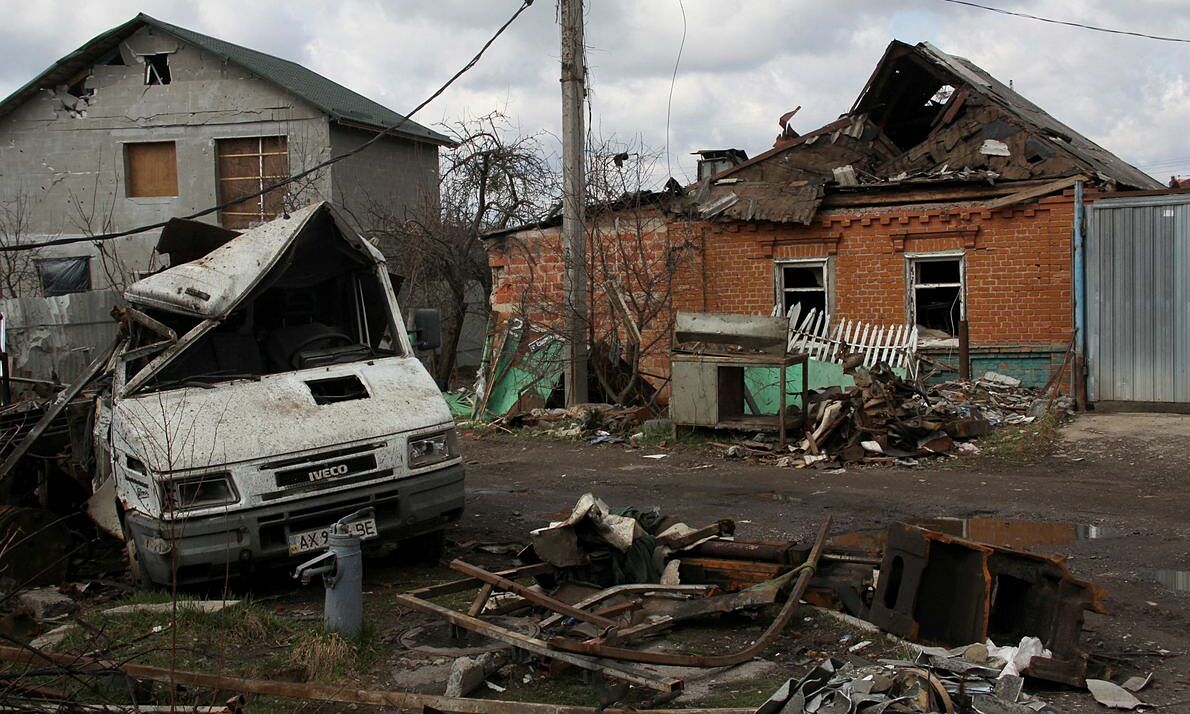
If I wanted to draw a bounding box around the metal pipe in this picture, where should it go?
[957,320,970,381]
[1072,180,1087,409]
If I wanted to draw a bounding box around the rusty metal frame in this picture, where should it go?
[394,592,682,692]
[449,559,619,629]
[545,517,832,667]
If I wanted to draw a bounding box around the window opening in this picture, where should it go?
[910,255,964,336]
[776,261,828,316]
[145,54,171,85]
[37,257,91,296]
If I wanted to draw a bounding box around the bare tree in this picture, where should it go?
[0,192,39,298]
[361,111,559,389]
[496,137,696,408]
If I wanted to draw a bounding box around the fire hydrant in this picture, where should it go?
[293,508,371,639]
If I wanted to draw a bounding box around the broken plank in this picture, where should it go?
[0,335,122,480]
[0,645,742,714]
[393,594,682,692]
[984,175,1086,211]
[546,517,831,668]
[449,560,618,629]
[124,307,178,342]
[405,562,554,599]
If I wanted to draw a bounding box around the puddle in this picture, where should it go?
[1155,569,1190,594]
[911,517,1108,549]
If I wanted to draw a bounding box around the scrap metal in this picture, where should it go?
[868,522,1106,687]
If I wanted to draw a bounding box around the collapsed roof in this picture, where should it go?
[694,40,1162,225]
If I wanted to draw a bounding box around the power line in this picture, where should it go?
[664,0,686,181]
[938,0,1190,43]
[4,0,535,253]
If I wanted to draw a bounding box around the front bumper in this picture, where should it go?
[124,464,464,585]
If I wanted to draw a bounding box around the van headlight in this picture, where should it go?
[408,431,457,468]
[163,473,239,511]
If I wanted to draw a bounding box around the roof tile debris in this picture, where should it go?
[692,40,1161,226]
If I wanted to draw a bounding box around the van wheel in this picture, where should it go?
[121,522,155,589]
[405,530,446,565]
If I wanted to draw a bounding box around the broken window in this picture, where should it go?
[775,260,829,317]
[125,141,178,197]
[144,54,171,85]
[909,255,964,337]
[36,257,91,296]
[216,136,289,229]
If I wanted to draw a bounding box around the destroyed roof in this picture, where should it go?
[853,41,1160,191]
[125,202,383,319]
[0,14,451,146]
[692,40,1160,225]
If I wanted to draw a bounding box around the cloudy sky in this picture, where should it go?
[4,1,1190,184]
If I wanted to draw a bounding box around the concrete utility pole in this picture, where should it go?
[560,0,589,405]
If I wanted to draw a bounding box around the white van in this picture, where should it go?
[90,202,463,586]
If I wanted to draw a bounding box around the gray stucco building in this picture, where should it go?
[0,13,449,297]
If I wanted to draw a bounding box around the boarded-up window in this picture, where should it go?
[217,136,289,229]
[125,142,178,197]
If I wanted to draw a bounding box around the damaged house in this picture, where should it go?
[0,13,449,379]
[486,40,1166,402]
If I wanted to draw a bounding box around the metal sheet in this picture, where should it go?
[1087,195,1190,403]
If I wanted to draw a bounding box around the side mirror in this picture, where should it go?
[410,309,442,351]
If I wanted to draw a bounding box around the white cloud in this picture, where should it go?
[3,1,1190,181]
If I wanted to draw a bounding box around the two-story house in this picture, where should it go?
[0,13,450,297]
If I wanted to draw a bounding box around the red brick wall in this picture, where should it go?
[487,191,1079,388]
[688,193,1076,346]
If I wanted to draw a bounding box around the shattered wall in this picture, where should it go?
[1,290,122,381]
[487,211,702,392]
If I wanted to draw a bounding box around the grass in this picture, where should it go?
[968,410,1064,465]
[6,594,384,712]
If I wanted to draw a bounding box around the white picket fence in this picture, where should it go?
[772,304,919,375]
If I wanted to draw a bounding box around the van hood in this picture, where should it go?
[124,202,384,320]
[112,357,450,473]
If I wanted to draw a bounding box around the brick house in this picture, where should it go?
[485,41,1163,398]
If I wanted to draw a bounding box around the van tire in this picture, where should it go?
[121,521,155,589]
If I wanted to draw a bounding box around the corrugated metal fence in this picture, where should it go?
[1087,195,1190,403]
[1,290,122,383]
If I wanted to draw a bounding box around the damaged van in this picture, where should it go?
[91,202,463,586]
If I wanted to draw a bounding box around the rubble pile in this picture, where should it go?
[732,366,1058,467]
[758,649,1062,714]
[497,402,651,443]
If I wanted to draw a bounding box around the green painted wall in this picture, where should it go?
[742,359,905,414]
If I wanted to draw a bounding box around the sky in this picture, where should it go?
[4,1,1190,186]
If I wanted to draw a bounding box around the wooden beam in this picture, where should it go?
[0,336,122,480]
[984,176,1085,211]
[0,645,744,714]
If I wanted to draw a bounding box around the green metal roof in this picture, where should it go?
[0,13,451,146]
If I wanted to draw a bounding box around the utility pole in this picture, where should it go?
[560,0,589,405]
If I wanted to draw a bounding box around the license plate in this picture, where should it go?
[287,518,378,555]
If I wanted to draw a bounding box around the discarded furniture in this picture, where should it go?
[669,311,809,447]
[868,523,1106,687]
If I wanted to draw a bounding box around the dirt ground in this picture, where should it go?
[444,411,1190,712]
[15,412,1189,713]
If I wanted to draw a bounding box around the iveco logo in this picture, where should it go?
[308,463,349,481]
